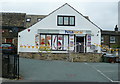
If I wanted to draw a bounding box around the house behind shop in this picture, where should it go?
[1,12,47,47]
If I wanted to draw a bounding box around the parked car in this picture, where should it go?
[102,53,117,63]
[0,43,17,54]
[116,57,120,63]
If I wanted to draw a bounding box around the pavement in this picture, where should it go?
[19,57,119,82]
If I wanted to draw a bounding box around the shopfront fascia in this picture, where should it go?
[37,29,92,53]
[65,30,92,53]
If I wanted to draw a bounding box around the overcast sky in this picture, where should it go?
[0,0,119,30]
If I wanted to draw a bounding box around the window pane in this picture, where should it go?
[110,36,115,43]
[46,35,51,49]
[26,18,31,22]
[64,17,69,25]
[37,18,42,21]
[58,35,63,50]
[70,17,74,25]
[40,35,45,46]
[69,35,74,50]
[52,35,57,50]
[64,35,68,50]
[40,35,46,49]
[58,17,63,25]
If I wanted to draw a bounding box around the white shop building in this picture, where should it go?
[18,3,101,53]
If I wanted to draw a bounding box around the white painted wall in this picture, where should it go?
[18,4,101,53]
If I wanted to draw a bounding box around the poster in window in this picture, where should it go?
[58,35,62,50]
[64,35,68,50]
[52,35,57,50]
[35,34,39,46]
[69,35,74,50]
[46,35,51,49]
[87,35,91,47]
[40,35,45,47]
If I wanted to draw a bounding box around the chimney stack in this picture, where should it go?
[115,25,118,31]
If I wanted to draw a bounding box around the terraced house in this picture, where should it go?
[1,13,46,47]
[1,13,26,46]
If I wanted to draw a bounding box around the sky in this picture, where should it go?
[0,0,119,30]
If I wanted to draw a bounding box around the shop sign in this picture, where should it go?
[65,30,83,34]
[65,30,74,34]
[87,35,91,47]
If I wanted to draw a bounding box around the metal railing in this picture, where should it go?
[2,54,19,79]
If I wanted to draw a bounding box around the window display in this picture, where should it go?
[46,35,51,49]
[69,35,74,50]
[52,35,57,50]
[40,35,45,46]
[39,34,74,51]
[64,35,68,50]
[58,35,63,50]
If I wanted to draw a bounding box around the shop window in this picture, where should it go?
[57,16,75,26]
[40,34,74,51]
[110,36,115,43]
[26,18,31,22]
[101,36,104,43]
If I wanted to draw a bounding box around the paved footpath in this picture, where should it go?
[19,57,119,82]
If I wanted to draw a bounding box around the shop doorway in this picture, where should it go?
[76,36,84,53]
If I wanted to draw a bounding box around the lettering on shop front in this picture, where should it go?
[65,30,83,34]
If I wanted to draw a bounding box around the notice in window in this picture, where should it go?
[58,35,63,50]
[35,34,39,46]
[52,35,57,50]
[69,35,74,50]
[46,35,51,49]
[40,35,45,47]
[87,35,91,47]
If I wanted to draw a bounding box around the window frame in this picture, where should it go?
[57,15,75,26]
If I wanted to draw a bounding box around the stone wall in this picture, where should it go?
[19,52,102,62]
[101,31,120,48]
[25,15,47,28]
[2,13,26,27]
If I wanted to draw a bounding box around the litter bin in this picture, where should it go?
[103,53,117,63]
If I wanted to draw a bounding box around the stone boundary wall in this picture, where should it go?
[19,52,102,62]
